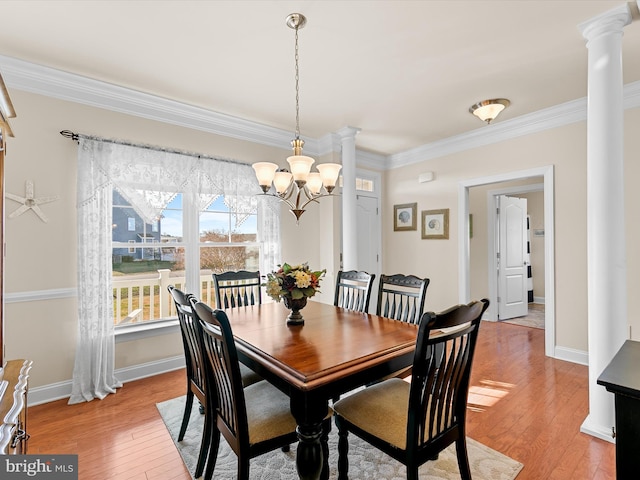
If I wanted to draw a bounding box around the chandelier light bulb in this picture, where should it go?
[306,172,323,195]
[316,163,342,193]
[273,171,293,194]
[252,162,278,192]
[287,155,314,185]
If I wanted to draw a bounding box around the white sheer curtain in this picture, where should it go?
[69,138,280,403]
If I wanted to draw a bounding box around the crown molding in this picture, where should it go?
[1,54,639,171]
[0,54,328,155]
[386,98,586,169]
[356,149,387,170]
[387,79,640,170]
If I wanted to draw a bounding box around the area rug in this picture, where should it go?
[157,396,522,479]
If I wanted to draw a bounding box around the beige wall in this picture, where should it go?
[624,108,640,339]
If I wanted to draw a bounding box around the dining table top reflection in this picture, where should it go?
[223,300,419,480]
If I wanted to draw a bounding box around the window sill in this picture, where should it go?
[115,318,180,343]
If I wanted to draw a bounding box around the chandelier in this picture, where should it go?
[252,13,342,223]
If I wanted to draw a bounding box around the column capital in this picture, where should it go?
[578,3,631,42]
[335,126,361,142]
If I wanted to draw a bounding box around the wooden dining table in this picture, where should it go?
[224,300,419,480]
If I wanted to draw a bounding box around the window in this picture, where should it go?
[112,191,261,327]
[76,138,279,333]
[356,177,374,192]
[338,175,376,193]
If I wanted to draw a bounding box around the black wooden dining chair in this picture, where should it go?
[190,299,332,480]
[334,270,376,313]
[375,274,430,379]
[168,285,263,478]
[210,270,264,384]
[212,270,262,309]
[376,273,430,325]
[167,285,211,479]
[333,299,490,480]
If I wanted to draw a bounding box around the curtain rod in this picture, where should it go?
[59,130,246,166]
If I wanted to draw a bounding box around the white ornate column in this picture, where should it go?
[579,3,632,442]
[336,126,360,271]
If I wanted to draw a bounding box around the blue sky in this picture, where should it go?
[161,194,257,238]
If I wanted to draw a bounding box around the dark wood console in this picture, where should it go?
[0,359,32,453]
[597,340,640,479]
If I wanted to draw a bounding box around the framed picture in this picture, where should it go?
[422,208,449,239]
[393,203,417,231]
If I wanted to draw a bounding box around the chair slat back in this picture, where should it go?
[212,270,262,309]
[191,299,249,450]
[168,286,205,395]
[408,299,489,449]
[376,274,429,324]
[334,270,376,313]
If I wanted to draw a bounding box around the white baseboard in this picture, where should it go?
[28,355,185,406]
[533,296,545,304]
[554,345,588,366]
[580,414,616,443]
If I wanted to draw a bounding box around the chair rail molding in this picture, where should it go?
[4,287,76,303]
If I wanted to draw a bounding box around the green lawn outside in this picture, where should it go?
[113,260,176,275]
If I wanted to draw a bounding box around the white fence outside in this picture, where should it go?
[113,269,218,325]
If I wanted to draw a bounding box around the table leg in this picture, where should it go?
[291,393,329,480]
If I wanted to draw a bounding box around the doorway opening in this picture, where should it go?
[458,166,555,358]
[489,184,544,326]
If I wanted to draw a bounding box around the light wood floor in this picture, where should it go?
[26,321,615,479]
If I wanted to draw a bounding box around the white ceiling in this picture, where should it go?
[1,0,639,156]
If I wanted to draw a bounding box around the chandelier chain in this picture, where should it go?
[294,26,300,140]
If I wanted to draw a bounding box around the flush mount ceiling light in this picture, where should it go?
[252,13,342,224]
[469,98,510,124]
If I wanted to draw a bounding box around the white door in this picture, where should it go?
[356,194,380,309]
[497,195,528,320]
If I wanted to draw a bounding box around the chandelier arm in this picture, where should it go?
[280,183,296,202]
[300,185,314,202]
[299,193,333,211]
[295,187,303,209]
[257,193,298,212]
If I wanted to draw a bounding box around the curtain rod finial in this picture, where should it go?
[60,130,79,142]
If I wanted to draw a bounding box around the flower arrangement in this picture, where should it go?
[265,262,326,302]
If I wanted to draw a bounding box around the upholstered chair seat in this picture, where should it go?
[333,378,410,448]
[244,381,299,444]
